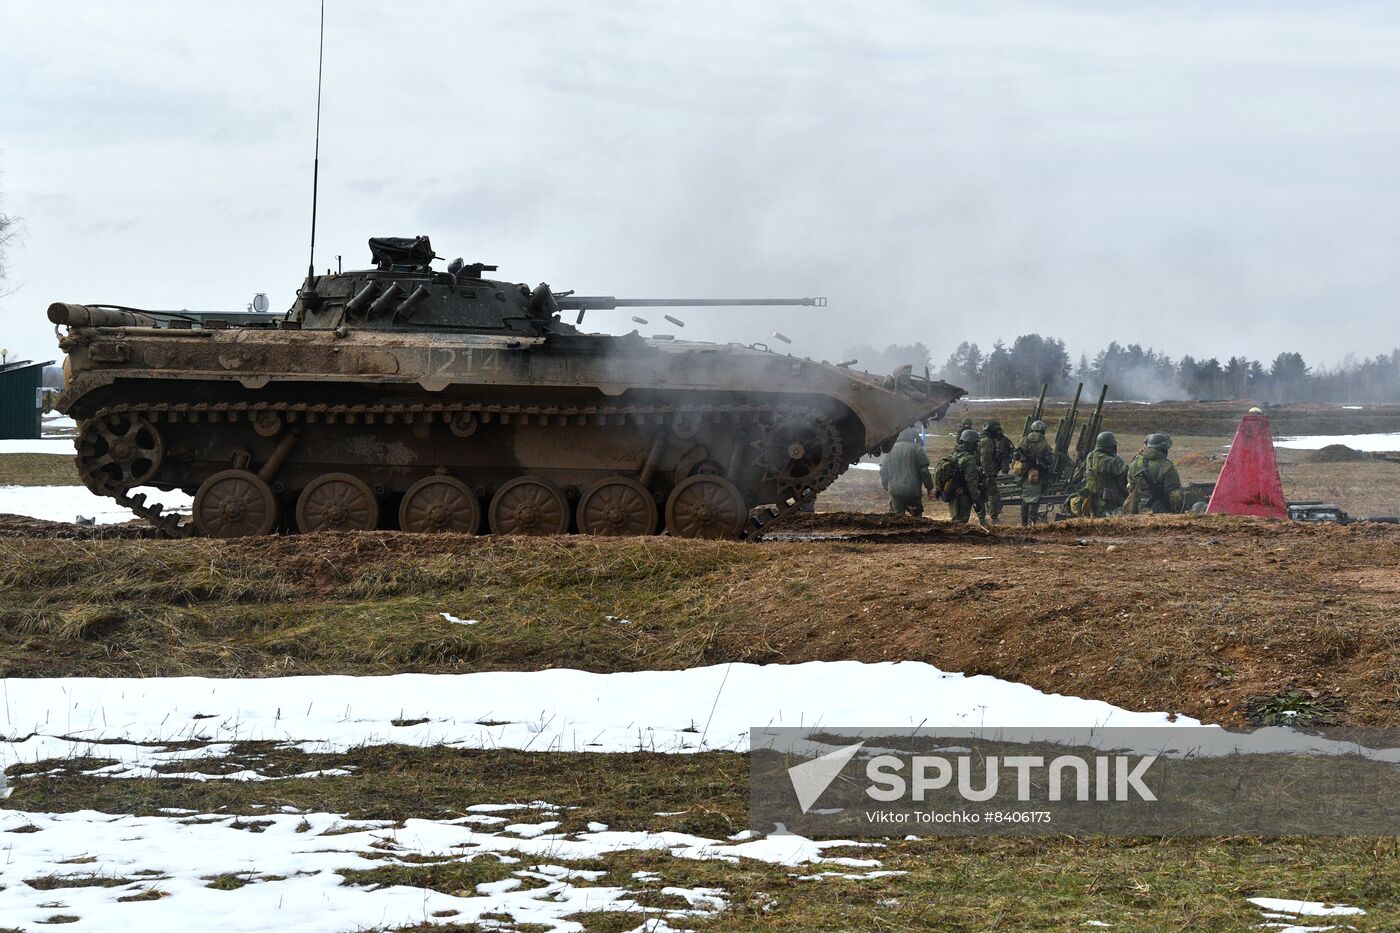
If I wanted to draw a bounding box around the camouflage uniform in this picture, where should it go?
[1126,446,1183,514]
[944,430,987,525]
[1079,444,1129,517]
[879,427,933,516]
[978,422,1015,523]
[1016,429,1055,525]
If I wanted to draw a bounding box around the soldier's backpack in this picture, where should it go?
[932,455,960,494]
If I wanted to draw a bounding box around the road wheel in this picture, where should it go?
[489,477,570,535]
[193,469,278,538]
[578,476,658,536]
[296,472,380,532]
[399,475,480,534]
[665,474,747,540]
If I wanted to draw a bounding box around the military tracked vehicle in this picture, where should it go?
[52,236,965,539]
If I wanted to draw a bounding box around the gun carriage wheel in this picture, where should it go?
[296,472,381,532]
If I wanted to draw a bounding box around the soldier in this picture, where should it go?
[978,420,1015,524]
[1126,433,1183,514]
[879,426,934,516]
[940,428,987,525]
[1074,431,1129,517]
[1015,419,1055,526]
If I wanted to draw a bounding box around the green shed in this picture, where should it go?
[0,360,55,439]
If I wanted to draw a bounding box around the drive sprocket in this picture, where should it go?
[76,412,165,491]
[753,406,843,491]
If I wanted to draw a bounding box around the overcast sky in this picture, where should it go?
[2,0,1398,374]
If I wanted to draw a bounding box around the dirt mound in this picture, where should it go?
[0,513,159,539]
[1306,444,1372,463]
[786,510,933,532]
[1174,452,1220,472]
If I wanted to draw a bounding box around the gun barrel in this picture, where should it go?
[1023,383,1048,437]
[1076,384,1110,460]
[49,303,158,328]
[1056,383,1085,454]
[49,303,285,329]
[556,296,827,311]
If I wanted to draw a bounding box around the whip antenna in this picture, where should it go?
[307,0,325,279]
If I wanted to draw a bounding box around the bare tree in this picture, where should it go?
[0,185,18,294]
[0,217,13,281]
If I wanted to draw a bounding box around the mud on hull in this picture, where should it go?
[71,383,883,539]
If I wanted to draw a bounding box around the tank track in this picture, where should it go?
[76,399,852,541]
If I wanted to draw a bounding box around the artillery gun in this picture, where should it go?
[995,382,1109,520]
[52,235,964,539]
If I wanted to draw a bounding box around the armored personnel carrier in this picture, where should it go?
[51,236,964,539]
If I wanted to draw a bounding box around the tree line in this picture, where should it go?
[844,337,1400,403]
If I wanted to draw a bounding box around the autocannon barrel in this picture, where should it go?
[555,296,827,312]
[48,303,158,328]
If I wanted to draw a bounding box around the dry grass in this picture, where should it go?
[0,453,79,487]
[3,519,1400,726]
[0,533,765,677]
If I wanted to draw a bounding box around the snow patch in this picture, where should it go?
[42,414,78,431]
[0,662,1186,776]
[1274,433,1400,452]
[0,808,803,931]
[0,438,77,454]
[0,484,192,524]
[1250,896,1366,933]
[1249,897,1364,917]
[441,612,479,626]
[6,662,1395,782]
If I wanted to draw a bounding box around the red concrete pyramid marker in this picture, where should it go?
[1206,408,1288,518]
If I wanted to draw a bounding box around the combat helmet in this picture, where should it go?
[958,429,981,448]
[1145,432,1172,452]
[1096,431,1118,450]
[1030,420,1047,434]
[984,420,1003,434]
